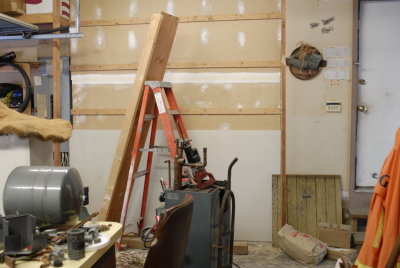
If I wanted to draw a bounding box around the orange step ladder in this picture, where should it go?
[120,81,190,234]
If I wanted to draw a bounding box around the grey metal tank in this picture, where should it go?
[3,166,84,225]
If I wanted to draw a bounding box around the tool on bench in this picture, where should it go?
[119,81,218,235]
[173,139,216,190]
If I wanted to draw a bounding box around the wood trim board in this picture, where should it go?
[70,108,282,116]
[15,13,70,25]
[80,12,282,27]
[280,0,287,227]
[70,61,281,72]
[52,0,61,166]
[98,12,179,222]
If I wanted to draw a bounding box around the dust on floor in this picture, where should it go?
[233,242,336,268]
[116,242,337,268]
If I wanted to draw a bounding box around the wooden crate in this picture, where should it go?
[0,0,25,15]
[272,175,342,246]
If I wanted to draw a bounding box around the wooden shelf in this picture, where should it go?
[14,13,70,26]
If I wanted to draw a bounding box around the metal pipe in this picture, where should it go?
[217,190,236,268]
[164,160,171,188]
[203,147,207,167]
[0,33,83,41]
[174,158,185,190]
[227,158,238,191]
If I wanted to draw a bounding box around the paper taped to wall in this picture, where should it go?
[324,47,349,58]
[324,69,350,80]
[327,59,349,68]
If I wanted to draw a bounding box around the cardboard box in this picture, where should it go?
[318,222,352,249]
[0,0,26,15]
[233,242,248,255]
[327,246,358,262]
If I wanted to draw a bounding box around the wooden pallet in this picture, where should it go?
[272,174,342,246]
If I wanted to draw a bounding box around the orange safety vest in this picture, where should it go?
[355,129,400,268]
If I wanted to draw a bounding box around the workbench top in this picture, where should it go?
[0,221,122,268]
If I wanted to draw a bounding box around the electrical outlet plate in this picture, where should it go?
[325,101,341,112]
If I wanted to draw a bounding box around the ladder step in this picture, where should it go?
[144,114,156,121]
[168,110,180,115]
[134,170,148,178]
[139,146,170,152]
[144,81,172,89]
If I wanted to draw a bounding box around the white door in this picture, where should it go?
[356,0,400,187]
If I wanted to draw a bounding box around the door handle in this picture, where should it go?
[359,79,366,85]
[357,105,367,112]
[302,194,312,198]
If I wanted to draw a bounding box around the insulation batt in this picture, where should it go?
[0,102,72,142]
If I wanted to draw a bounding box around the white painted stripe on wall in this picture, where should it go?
[72,72,281,85]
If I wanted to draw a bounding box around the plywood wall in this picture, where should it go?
[286,0,353,200]
[70,0,283,241]
[71,0,283,131]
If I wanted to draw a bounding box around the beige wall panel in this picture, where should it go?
[71,20,280,65]
[81,0,280,21]
[70,129,280,241]
[286,0,353,194]
[183,114,280,130]
[73,114,280,130]
[71,25,147,65]
[72,68,281,110]
[171,20,280,62]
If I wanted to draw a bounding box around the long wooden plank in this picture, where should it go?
[70,60,281,72]
[296,175,307,233]
[52,0,61,166]
[272,175,280,247]
[70,107,282,116]
[316,176,327,225]
[306,176,317,237]
[286,175,297,229]
[280,0,287,227]
[15,13,70,25]
[335,175,343,223]
[80,12,282,27]
[325,175,336,224]
[99,12,179,222]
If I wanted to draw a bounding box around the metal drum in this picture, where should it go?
[3,166,83,225]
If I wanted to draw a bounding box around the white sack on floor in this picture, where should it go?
[277,224,327,266]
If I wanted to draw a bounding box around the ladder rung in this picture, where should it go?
[168,110,180,115]
[140,146,170,152]
[144,114,156,120]
[134,170,148,178]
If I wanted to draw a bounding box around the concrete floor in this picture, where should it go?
[233,242,336,268]
[117,242,337,267]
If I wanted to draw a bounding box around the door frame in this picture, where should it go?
[348,0,373,210]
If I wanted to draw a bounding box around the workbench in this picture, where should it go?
[0,221,122,268]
